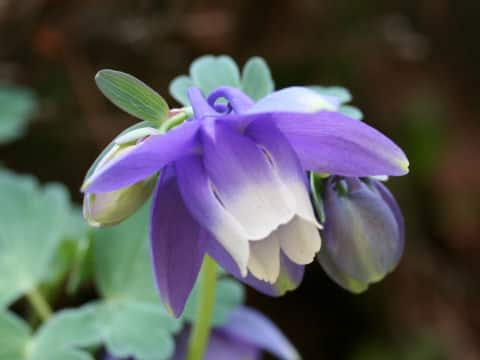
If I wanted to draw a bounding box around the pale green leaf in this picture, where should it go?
[0,311,30,360]
[94,203,157,302]
[169,75,194,106]
[0,85,36,144]
[98,301,179,360]
[168,55,276,106]
[96,70,169,125]
[0,306,99,360]
[45,206,93,290]
[190,55,241,96]
[241,57,274,100]
[0,170,73,307]
[32,305,101,357]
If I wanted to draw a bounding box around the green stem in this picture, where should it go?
[158,107,193,133]
[187,255,218,360]
[26,286,52,322]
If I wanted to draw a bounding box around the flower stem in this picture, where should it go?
[158,107,193,133]
[187,255,217,360]
[26,286,52,322]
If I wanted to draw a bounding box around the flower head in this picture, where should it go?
[173,307,299,360]
[317,177,405,292]
[83,85,408,316]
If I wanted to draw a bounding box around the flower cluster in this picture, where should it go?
[83,73,409,318]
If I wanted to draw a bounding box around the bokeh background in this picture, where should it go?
[1,1,479,359]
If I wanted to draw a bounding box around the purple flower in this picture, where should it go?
[83,85,408,316]
[318,177,405,292]
[173,306,299,360]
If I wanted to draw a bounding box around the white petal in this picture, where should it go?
[278,216,321,265]
[244,119,321,229]
[247,235,281,284]
[201,121,297,240]
[226,180,296,240]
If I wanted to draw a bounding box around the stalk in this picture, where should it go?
[26,286,52,322]
[186,256,217,360]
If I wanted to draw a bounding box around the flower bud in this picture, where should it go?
[83,128,159,227]
[83,175,155,227]
[317,177,404,292]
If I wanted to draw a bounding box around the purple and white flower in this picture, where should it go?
[172,306,299,360]
[83,85,408,316]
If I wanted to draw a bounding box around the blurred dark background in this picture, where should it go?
[1,0,479,359]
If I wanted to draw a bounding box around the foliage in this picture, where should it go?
[169,55,274,105]
[0,85,36,144]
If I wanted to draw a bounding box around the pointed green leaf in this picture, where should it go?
[0,85,36,144]
[169,75,194,106]
[190,55,241,96]
[241,57,274,100]
[96,70,169,125]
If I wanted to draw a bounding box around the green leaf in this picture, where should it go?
[0,170,74,307]
[308,85,352,103]
[96,70,169,125]
[32,305,101,357]
[0,311,30,359]
[0,306,99,360]
[190,55,241,96]
[94,203,158,302]
[92,204,181,360]
[168,55,276,106]
[0,85,36,144]
[98,301,178,360]
[169,75,194,106]
[241,57,274,100]
[45,206,93,291]
[170,55,270,106]
[63,208,94,294]
[339,105,364,120]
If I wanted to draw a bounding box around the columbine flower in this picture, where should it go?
[83,85,408,316]
[172,307,299,360]
[104,306,298,360]
[318,177,405,292]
